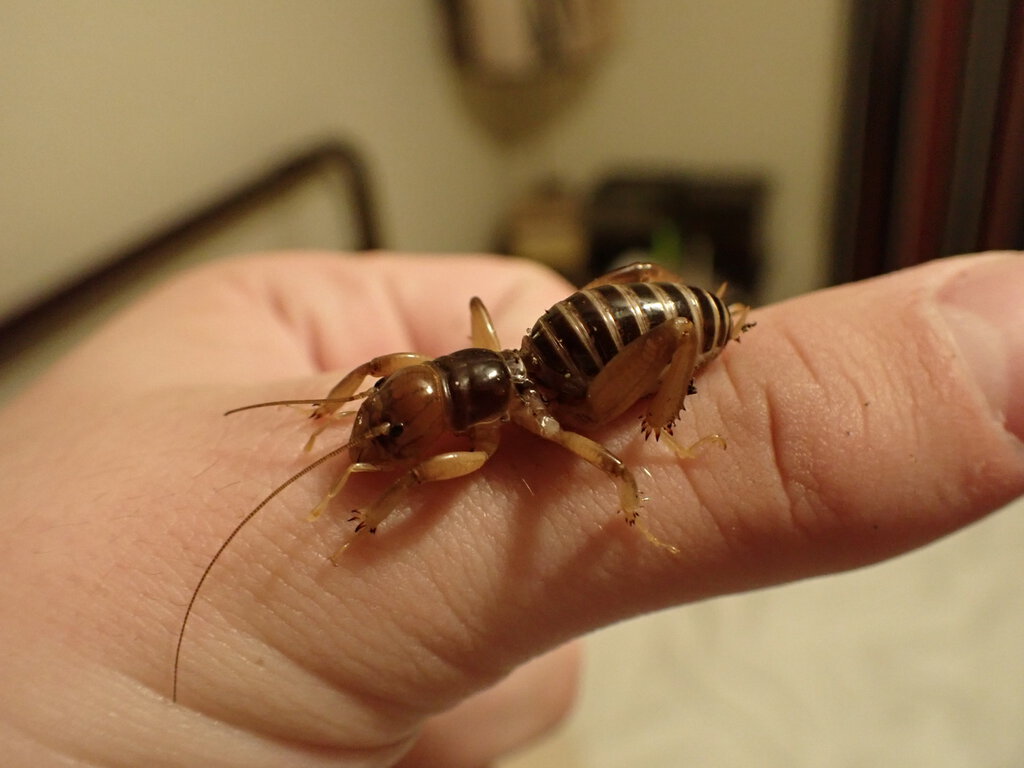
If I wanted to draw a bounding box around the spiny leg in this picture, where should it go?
[579,317,695,433]
[728,302,754,341]
[469,296,502,351]
[627,322,731,457]
[642,318,699,439]
[306,352,430,451]
[513,392,678,554]
[568,315,725,464]
[333,421,502,561]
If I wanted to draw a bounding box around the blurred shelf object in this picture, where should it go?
[586,173,767,298]
[438,0,617,141]
[440,0,616,83]
[506,182,589,283]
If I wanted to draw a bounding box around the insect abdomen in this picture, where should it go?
[521,282,731,399]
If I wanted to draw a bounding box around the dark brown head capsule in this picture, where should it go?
[350,348,513,465]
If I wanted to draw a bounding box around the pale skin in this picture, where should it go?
[0,252,1021,767]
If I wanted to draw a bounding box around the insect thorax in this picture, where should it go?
[433,348,514,432]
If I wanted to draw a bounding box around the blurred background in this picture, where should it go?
[3,2,1022,765]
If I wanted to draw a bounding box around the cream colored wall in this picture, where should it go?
[502,0,849,302]
[3,1,847,319]
[2,1,507,320]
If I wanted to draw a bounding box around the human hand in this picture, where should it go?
[0,252,1020,767]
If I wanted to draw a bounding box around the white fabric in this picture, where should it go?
[506,496,1024,767]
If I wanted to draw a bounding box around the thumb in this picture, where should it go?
[174,253,1023,763]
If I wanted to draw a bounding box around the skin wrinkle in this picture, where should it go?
[284,643,428,744]
[251,577,369,714]
[8,657,284,768]
[797,264,1015,549]
[246,640,425,755]
[935,259,1022,433]
[3,710,111,768]
[240,256,400,373]
[173,684,415,768]
[761,382,824,549]
[261,277,316,370]
[385,526,527,705]
[27,730,111,768]
[712,275,958,573]
[261,267,355,377]
[222,515,500,738]
[378,268,429,357]
[904,278,999,470]
[250,551,435,729]
[175,265,295,383]
[416,540,500,664]
[708,334,747,418]
[177,473,309,673]
[764,323,833,543]
[405,453,587,659]
[685,342,777,561]
[396,645,580,768]
[353,566,478,701]
[184,619,416,751]
[647,392,750,564]
[897,300,1001,516]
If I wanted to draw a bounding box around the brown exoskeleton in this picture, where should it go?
[172,262,752,701]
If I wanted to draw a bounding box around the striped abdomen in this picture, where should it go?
[520,282,733,400]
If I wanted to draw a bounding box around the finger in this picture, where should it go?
[648,251,1024,591]
[393,642,580,768]
[167,253,1023,761]
[30,252,572,397]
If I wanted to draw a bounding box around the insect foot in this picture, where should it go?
[663,433,728,461]
[347,509,376,534]
[640,416,678,441]
[629,510,682,555]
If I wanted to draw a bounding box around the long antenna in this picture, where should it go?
[172,441,351,702]
[224,392,370,416]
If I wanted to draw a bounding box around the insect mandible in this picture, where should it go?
[171,261,753,701]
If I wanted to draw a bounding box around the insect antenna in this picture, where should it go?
[224,392,370,416]
[172,439,353,702]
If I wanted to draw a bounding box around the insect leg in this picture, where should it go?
[512,393,678,553]
[308,462,381,520]
[578,317,695,434]
[582,261,684,289]
[469,296,502,351]
[728,302,754,341]
[642,318,699,439]
[333,421,502,560]
[306,352,431,451]
[661,432,727,460]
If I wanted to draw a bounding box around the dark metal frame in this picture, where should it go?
[0,139,378,361]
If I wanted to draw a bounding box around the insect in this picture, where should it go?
[171,261,752,701]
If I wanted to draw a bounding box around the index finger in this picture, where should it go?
[30,252,573,398]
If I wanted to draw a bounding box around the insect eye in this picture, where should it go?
[387,423,405,439]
